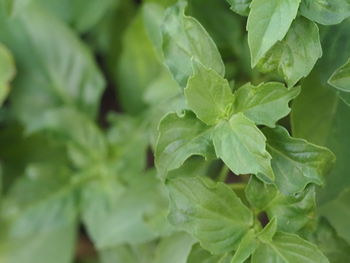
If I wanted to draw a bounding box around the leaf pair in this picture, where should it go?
[167,176,328,263]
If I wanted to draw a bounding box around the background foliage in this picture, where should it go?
[0,0,350,262]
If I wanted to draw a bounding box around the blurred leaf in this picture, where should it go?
[0,5,105,126]
[153,232,195,263]
[0,43,15,105]
[0,164,77,263]
[319,188,350,244]
[311,219,350,263]
[161,1,224,88]
[117,11,162,114]
[329,57,350,92]
[292,75,350,203]
[300,0,350,25]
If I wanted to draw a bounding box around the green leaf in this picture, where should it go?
[0,164,77,263]
[185,61,234,125]
[153,233,195,263]
[311,218,350,263]
[118,11,163,114]
[319,188,350,244]
[37,0,117,33]
[257,17,322,87]
[213,113,274,181]
[81,170,168,248]
[155,111,215,179]
[292,75,350,203]
[168,176,254,254]
[186,243,224,263]
[300,0,350,25]
[231,229,257,263]
[252,232,329,263]
[263,126,335,195]
[266,186,316,233]
[245,175,277,211]
[226,0,251,16]
[328,57,350,92]
[0,43,15,106]
[26,107,108,168]
[161,1,224,88]
[100,243,156,263]
[0,5,105,126]
[247,0,301,66]
[245,177,317,233]
[232,82,300,127]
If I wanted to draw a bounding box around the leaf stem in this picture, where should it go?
[218,165,229,182]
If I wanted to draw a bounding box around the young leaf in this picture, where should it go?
[258,17,322,88]
[155,111,215,179]
[300,0,350,25]
[328,58,350,92]
[0,43,15,106]
[232,82,300,127]
[247,0,301,66]
[263,126,335,195]
[168,176,254,254]
[319,188,350,244]
[252,232,329,263]
[212,113,274,182]
[226,0,251,16]
[185,61,234,125]
[161,1,224,88]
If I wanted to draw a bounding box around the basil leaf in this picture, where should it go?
[292,76,350,203]
[213,113,274,182]
[226,0,251,16]
[0,164,77,263]
[161,1,224,88]
[319,188,350,244]
[232,82,300,127]
[247,0,301,66]
[328,57,350,92]
[252,232,329,263]
[155,111,215,179]
[185,61,234,125]
[168,176,253,254]
[153,233,195,263]
[300,0,350,25]
[258,17,322,88]
[263,126,335,195]
[0,5,105,126]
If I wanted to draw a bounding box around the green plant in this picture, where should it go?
[0,0,350,262]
